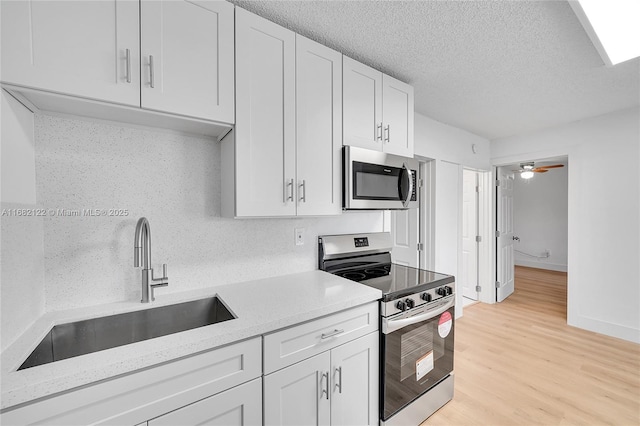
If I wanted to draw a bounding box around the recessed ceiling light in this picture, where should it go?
[569,0,640,66]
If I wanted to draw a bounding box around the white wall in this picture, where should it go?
[513,165,568,272]
[492,107,640,343]
[1,113,384,318]
[414,113,491,314]
[0,90,46,351]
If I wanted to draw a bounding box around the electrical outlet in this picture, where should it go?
[295,228,305,246]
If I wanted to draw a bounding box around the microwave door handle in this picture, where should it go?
[382,297,454,334]
[401,163,413,208]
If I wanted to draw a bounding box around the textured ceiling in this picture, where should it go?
[230,0,640,140]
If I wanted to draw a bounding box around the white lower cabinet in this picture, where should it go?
[263,305,379,426]
[1,337,262,426]
[149,378,262,426]
[264,351,331,425]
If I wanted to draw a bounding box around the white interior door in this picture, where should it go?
[462,170,479,300]
[496,167,515,302]
[390,207,419,267]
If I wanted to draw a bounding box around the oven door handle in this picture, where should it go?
[382,297,454,334]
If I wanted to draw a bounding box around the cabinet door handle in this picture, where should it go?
[125,49,131,83]
[284,179,294,202]
[149,55,155,88]
[321,328,344,339]
[320,371,329,400]
[384,125,390,143]
[377,123,383,141]
[299,180,306,203]
[335,366,342,393]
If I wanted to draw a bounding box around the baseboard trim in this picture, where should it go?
[515,260,567,272]
[569,314,640,344]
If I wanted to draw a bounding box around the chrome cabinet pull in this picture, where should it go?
[321,328,345,339]
[384,125,390,143]
[284,179,294,202]
[335,366,342,393]
[299,180,306,203]
[149,55,155,88]
[377,123,383,141]
[320,371,329,400]
[125,49,131,83]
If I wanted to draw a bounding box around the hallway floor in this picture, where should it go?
[422,266,640,425]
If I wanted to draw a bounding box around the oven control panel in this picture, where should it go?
[353,237,369,248]
[382,284,455,317]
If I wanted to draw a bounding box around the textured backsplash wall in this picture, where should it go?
[30,114,383,311]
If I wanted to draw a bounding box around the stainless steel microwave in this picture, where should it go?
[343,146,418,210]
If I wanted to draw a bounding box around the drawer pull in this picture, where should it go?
[321,329,345,339]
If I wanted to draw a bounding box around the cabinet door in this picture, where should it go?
[0,0,139,106]
[149,378,262,426]
[382,74,414,157]
[140,0,234,122]
[343,56,382,151]
[235,7,296,217]
[264,352,331,426]
[331,332,379,426]
[296,35,342,216]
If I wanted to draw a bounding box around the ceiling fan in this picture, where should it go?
[514,162,564,179]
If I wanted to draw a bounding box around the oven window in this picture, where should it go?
[382,307,454,420]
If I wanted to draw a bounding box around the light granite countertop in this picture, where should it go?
[0,270,381,410]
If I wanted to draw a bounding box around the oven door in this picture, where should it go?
[380,297,455,421]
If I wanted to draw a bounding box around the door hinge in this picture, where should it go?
[417,243,424,251]
[495,230,501,238]
[495,281,501,289]
[418,178,424,188]
[475,235,482,243]
[475,285,482,292]
[495,180,501,187]
[475,185,479,193]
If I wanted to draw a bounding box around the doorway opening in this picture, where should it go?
[495,157,569,308]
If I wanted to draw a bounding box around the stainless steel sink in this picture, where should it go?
[18,296,235,370]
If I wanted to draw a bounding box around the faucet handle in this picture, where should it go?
[162,263,168,278]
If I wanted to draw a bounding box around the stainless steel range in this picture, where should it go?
[319,232,455,426]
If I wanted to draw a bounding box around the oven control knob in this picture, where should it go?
[396,300,407,311]
[444,286,453,296]
[405,298,415,309]
[421,292,432,302]
[436,287,446,296]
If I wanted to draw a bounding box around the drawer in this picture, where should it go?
[1,337,262,426]
[263,302,378,374]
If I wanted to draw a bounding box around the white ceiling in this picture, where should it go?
[231,0,640,140]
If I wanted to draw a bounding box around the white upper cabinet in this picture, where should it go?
[225,10,342,218]
[296,35,342,216]
[343,57,383,152]
[234,7,296,217]
[382,74,415,157]
[343,56,414,157]
[140,0,234,122]
[1,0,234,128]
[0,0,140,106]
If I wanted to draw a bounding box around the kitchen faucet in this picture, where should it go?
[134,217,169,303]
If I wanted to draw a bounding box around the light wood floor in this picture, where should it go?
[422,266,640,425]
